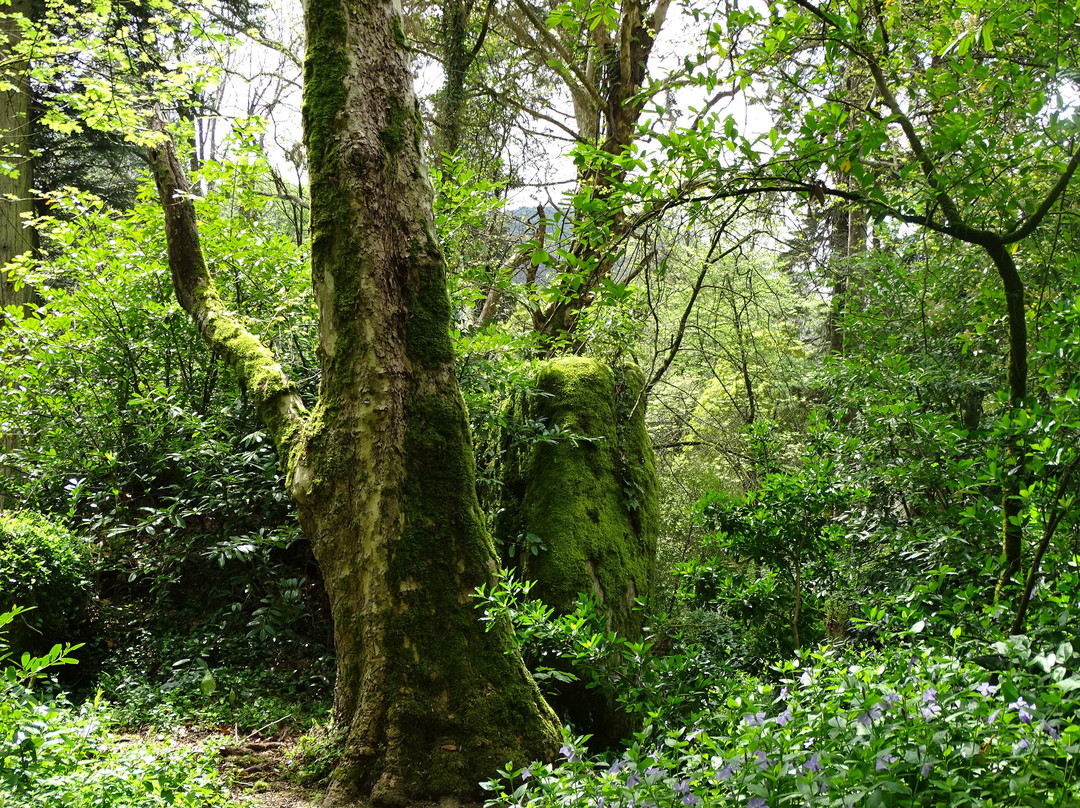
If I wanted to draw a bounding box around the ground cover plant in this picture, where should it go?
[0,607,237,807]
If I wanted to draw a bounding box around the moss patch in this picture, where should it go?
[379,99,410,157]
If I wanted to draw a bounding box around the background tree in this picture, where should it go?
[0,0,37,311]
[695,0,1080,590]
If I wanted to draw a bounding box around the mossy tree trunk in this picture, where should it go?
[0,0,37,312]
[492,357,658,743]
[147,0,560,803]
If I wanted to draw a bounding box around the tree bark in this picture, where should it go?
[0,0,38,313]
[523,0,672,346]
[148,0,560,802]
[985,239,1027,590]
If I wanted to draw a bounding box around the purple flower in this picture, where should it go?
[753,749,773,770]
[875,753,897,771]
[747,799,768,808]
[560,744,578,762]
[682,795,700,807]
[779,686,789,700]
[975,681,998,697]
[521,766,532,781]
[1009,697,1034,724]
[645,766,663,777]
[1042,719,1061,740]
[883,693,901,706]
[921,703,941,719]
[922,688,938,704]
[744,711,767,727]
[715,762,736,781]
[674,780,692,795]
[590,798,605,808]
[804,754,823,773]
[775,710,792,727]
[609,760,627,775]
[626,773,641,788]
[857,707,881,725]
[988,709,1000,724]
[1013,738,1029,753]
[921,763,932,777]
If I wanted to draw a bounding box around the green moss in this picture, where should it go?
[405,241,454,365]
[303,0,351,278]
[380,99,409,156]
[392,16,407,49]
[493,357,659,638]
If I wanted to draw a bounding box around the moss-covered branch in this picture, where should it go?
[145,114,307,459]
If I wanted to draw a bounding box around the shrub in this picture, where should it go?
[0,511,92,658]
[0,606,235,807]
[482,608,1080,808]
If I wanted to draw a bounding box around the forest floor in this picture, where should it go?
[124,726,322,807]
[216,735,320,808]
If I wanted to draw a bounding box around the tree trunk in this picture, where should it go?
[986,239,1027,591]
[148,0,560,803]
[490,357,658,747]
[0,0,37,312]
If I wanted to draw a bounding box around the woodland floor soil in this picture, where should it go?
[117,725,322,807]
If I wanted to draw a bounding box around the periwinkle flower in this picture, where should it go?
[803,754,823,773]
[682,795,700,807]
[922,688,938,704]
[857,707,881,726]
[875,753,897,771]
[645,766,663,777]
[521,766,533,781]
[775,710,792,727]
[920,763,932,777]
[1008,697,1034,724]
[744,711,767,727]
[753,749,773,770]
[975,681,998,698]
[715,762,736,781]
[883,693,901,707]
[626,773,641,788]
[921,703,941,719]
[674,780,692,795]
[779,686,789,700]
[747,799,768,808]
[560,744,578,762]
[1042,719,1061,740]
[1013,738,1029,753]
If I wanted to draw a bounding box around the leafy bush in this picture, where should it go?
[0,511,92,658]
[476,572,728,744]
[0,606,234,807]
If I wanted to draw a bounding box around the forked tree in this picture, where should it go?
[147,0,560,804]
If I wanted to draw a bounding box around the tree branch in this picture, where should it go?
[1002,141,1080,244]
[146,112,307,458]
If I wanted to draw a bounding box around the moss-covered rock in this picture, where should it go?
[0,510,92,657]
